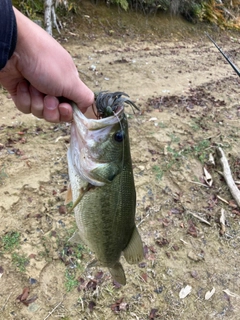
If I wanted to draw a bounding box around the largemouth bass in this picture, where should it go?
[66,92,143,285]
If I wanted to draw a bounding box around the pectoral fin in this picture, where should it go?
[108,262,126,286]
[123,227,144,264]
[69,184,92,213]
[64,184,72,205]
[68,231,82,244]
[91,163,121,183]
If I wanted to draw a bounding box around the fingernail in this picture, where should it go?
[44,96,58,110]
[60,105,70,116]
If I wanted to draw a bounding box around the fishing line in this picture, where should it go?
[112,109,125,212]
[113,110,125,172]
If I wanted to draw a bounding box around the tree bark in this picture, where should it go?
[44,0,53,35]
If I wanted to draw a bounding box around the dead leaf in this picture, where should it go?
[94,271,104,280]
[190,270,198,278]
[149,308,159,319]
[208,153,215,165]
[203,167,213,186]
[141,273,148,282]
[22,295,38,306]
[58,205,67,214]
[139,262,146,268]
[113,279,122,289]
[111,297,128,312]
[219,208,226,235]
[85,279,97,291]
[17,287,30,302]
[205,287,216,300]
[179,285,192,299]
[187,220,198,237]
[223,289,240,298]
[88,300,96,312]
[155,238,169,247]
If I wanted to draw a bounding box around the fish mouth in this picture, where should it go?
[73,103,124,130]
[69,103,124,186]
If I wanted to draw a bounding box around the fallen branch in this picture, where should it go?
[187,211,211,226]
[43,299,63,320]
[217,195,229,205]
[1,292,12,311]
[217,147,240,208]
[188,180,209,188]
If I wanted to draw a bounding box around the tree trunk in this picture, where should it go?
[44,0,53,35]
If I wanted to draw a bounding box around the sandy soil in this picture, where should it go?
[1,10,240,320]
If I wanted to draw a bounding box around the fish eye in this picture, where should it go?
[114,130,125,142]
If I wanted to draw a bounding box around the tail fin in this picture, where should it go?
[108,262,126,286]
[123,226,144,264]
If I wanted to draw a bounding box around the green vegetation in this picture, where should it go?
[167,139,211,163]
[152,165,164,180]
[12,252,29,272]
[0,232,29,272]
[65,270,79,291]
[1,232,20,252]
[152,135,212,180]
[158,122,167,128]
[13,0,240,31]
[0,166,8,185]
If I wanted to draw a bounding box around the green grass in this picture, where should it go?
[167,133,180,143]
[152,165,163,180]
[12,252,29,272]
[159,121,167,128]
[167,139,211,163]
[65,270,79,292]
[1,232,20,251]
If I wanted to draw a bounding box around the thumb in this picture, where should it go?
[67,78,94,113]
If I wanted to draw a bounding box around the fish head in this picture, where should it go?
[69,103,128,186]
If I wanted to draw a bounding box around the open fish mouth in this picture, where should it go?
[69,91,138,186]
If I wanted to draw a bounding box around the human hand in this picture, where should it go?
[0,8,94,122]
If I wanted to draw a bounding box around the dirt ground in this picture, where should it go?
[1,6,240,320]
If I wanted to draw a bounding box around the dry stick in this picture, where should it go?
[217,147,240,208]
[217,195,229,205]
[43,300,63,320]
[187,211,211,226]
[1,292,12,311]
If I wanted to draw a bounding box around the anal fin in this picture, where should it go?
[87,259,100,269]
[123,226,144,264]
[109,262,126,286]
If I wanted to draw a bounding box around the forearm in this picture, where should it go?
[0,0,17,70]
